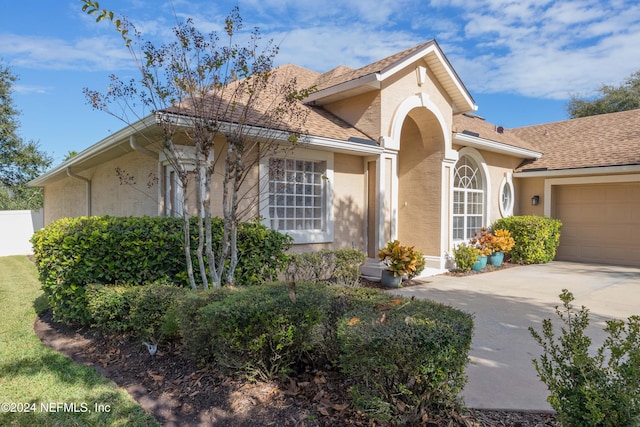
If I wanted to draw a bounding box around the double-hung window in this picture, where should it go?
[453,155,485,241]
[260,149,333,244]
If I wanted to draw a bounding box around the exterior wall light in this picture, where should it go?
[531,195,540,206]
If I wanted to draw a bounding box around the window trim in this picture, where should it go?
[452,149,489,242]
[499,174,514,217]
[259,148,334,244]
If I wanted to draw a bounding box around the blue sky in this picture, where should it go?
[1,0,639,165]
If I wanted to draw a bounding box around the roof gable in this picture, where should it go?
[306,40,476,114]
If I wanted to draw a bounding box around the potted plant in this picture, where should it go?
[377,240,425,288]
[469,228,494,271]
[488,229,515,266]
[452,243,482,272]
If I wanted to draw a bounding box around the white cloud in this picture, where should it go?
[6,0,638,102]
[0,33,133,72]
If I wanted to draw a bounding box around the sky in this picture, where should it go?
[1,0,639,165]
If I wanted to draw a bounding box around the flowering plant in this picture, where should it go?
[469,227,494,256]
[377,240,425,278]
[492,229,515,253]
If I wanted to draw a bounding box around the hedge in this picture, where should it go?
[336,291,474,422]
[493,215,562,264]
[31,216,292,324]
[286,248,366,286]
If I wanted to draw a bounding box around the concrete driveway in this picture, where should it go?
[391,261,640,411]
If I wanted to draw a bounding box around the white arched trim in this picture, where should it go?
[386,92,456,160]
[498,173,515,218]
[454,147,491,235]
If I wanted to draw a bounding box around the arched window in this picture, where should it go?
[453,155,485,241]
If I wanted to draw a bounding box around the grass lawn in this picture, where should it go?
[0,256,159,427]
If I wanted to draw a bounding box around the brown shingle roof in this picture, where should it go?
[164,64,374,143]
[511,109,640,171]
[453,113,538,152]
[315,41,436,90]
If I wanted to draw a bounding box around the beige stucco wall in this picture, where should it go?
[43,176,88,225]
[91,151,159,217]
[381,63,454,138]
[323,92,381,140]
[478,150,524,225]
[332,153,366,249]
[514,176,545,217]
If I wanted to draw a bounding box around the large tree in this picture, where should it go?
[0,63,52,210]
[567,70,640,118]
[81,2,312,289]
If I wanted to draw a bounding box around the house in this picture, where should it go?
[29,40,640,269]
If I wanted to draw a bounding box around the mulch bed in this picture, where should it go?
[34,266,560,426]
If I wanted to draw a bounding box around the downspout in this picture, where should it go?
[66,168,91,216]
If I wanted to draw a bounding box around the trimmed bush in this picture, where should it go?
[172,288,229,364]
[128,280,186,340]
[86,280,186,341]
[337,294,474,423]
[191,282,332,380]
[493,215,562,264]
[286,249,366,286]
[31,216,291,324]
[86,284,138,333]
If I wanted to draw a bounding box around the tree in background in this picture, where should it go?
[81,2,312,289]
[0,63,52,210]
[567,70,640,118]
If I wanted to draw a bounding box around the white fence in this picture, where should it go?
[0,209,43,256]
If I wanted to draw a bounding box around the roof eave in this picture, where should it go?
[454,132,542,159]
[29,115,158,187]
[514,164,640,178]
[305,73,381,104]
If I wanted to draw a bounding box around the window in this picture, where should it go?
[260,150,333,244]
[499,175,514,217]
[453,155,484,241]
[162,164,183,217]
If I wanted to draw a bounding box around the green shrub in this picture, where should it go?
[452,243,480,272]
[286,249,365,286]
[337,294,474,423]
[86,285,137,333]
[31,216,291,325]
[192,283,332,380]
[172,288,230,364]
[529,289,640,427]
[128,280,186,341]
[86,280,186,340]
[493,215,562,264]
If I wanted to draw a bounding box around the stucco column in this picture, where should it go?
[440,154,458,269]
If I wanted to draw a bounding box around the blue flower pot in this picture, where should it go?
[381,269,402,288]
[471,255,488,271]
[488,251,504,267]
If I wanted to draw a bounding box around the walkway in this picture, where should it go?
[391,261,640,410]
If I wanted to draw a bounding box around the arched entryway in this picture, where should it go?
[396,107,447,261]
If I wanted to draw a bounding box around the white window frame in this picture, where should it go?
[159,146,202,218]
[259,148,334,244]
[499,173,514,217]
[452,151,488,242]
[162,163,184,217]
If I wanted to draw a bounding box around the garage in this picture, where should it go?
[553,182,640,267]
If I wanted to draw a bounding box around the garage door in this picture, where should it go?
[554,182,640,267]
